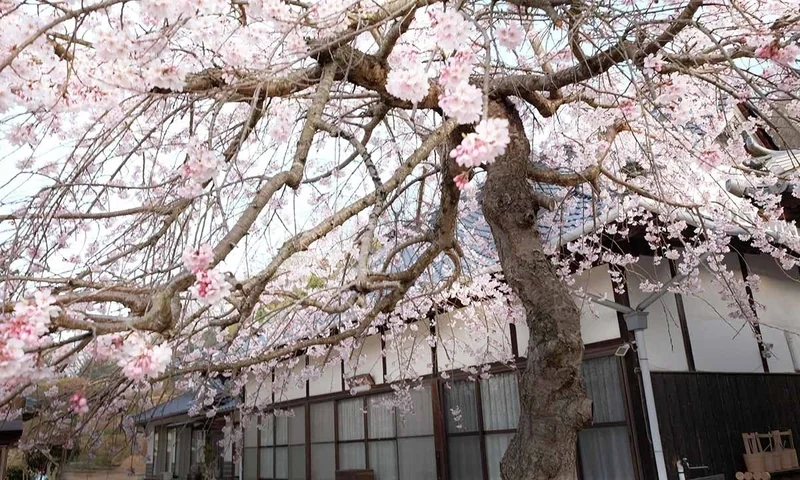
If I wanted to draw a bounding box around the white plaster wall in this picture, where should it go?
[515,318,530,358]
[626,257,689,371]
[435,304,513,372]
[681,253,764,372]
[273,356,307,402]
[244,371,273,408]
[308,355,343,396]
[343,335,384,386]
[573,265,622,344]
[385,319,433,382]
[517,264,621,355]
[742,254,799,372]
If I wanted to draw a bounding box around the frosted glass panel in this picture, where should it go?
[275,447,288,479]
[481,374,520,431]
[244,418,258,448]
[369,394,396,439]
[261,415,274,446]
[242,448,257,480]
[289,445,305,480]
[289,409,305,445]
[276,416,288,445]
[311,443,335,480]
[369,441,398,480]
[338,398,365,441]
[259,447,273,478]
[398,437,436,480]
[448,435,482,480]
[311,402,335,442]
[485,433,513,480]
[339,442,366,470]
[397,388,433,437]
[582,357,626,423]
[579,427,635,480]
[445,381,479,433]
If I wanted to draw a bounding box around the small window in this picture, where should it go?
[259,409,306,480]
[444,373,520,480]
[190,429,205,469]
[166,428,177,474]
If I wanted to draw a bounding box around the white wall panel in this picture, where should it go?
[742,254,799,372]
[385,319,433,382]
[343,335,383,386]
[435,304,513,372]
[273,356,307,402]
[626,257,689,371]
[308,355,343,397]
[245,372,273,408]
[681,253,764,372]
[575,265,623,344]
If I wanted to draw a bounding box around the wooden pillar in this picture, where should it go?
[0,446,9,480]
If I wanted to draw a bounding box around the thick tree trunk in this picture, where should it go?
[481,100,592,480]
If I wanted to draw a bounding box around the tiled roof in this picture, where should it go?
[132,389,239,425]
[0,418,22,433]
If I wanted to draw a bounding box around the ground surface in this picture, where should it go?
[62,456,145,480]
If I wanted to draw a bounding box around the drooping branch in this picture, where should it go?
[236,119,458,322]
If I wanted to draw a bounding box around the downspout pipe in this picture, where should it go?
[624,311,669,480]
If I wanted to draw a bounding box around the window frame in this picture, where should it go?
[442,371,522,480]
[241,348,639,480]
[254,407,306,480]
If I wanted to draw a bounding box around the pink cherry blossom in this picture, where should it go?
[755,42,800,66]
[496,22,525,50]
[309,0,351,33]
[142,63,187,92]
[118,334,172,381]
[1,290,57,353]
[190,268,231,305]
[177,182,204,199]
[439,50,477,89]
[429,8,470,52]
[0,339,25,380]
[183,244,214,273]
[439,82,482,124]
[70,394,89,415]
[386,63,430,105]
[699,147,724,171]
[643,54,663,74]
[454,172,470,190]
[450,118,511,168]
[268,103,295,143]
[180,138,220,184]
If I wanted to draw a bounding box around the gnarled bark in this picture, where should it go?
[481,100,592,480]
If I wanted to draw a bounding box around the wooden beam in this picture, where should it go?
[668,258,697,372]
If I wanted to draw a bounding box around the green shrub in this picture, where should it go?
[7,466,25,480]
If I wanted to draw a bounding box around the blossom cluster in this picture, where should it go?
[429,8,470,53]
[755,41,800,66]
[386,61,431,105]
[496,22,524,50]
[70,393,89,415]
[178,138,221,198]
[450,118,511,168]
[183,244,214,273]
[0,291,57,380]
[117,333,173,381]
[183,244,230,305]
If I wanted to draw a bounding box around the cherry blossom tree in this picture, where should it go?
[0,0,798,478]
